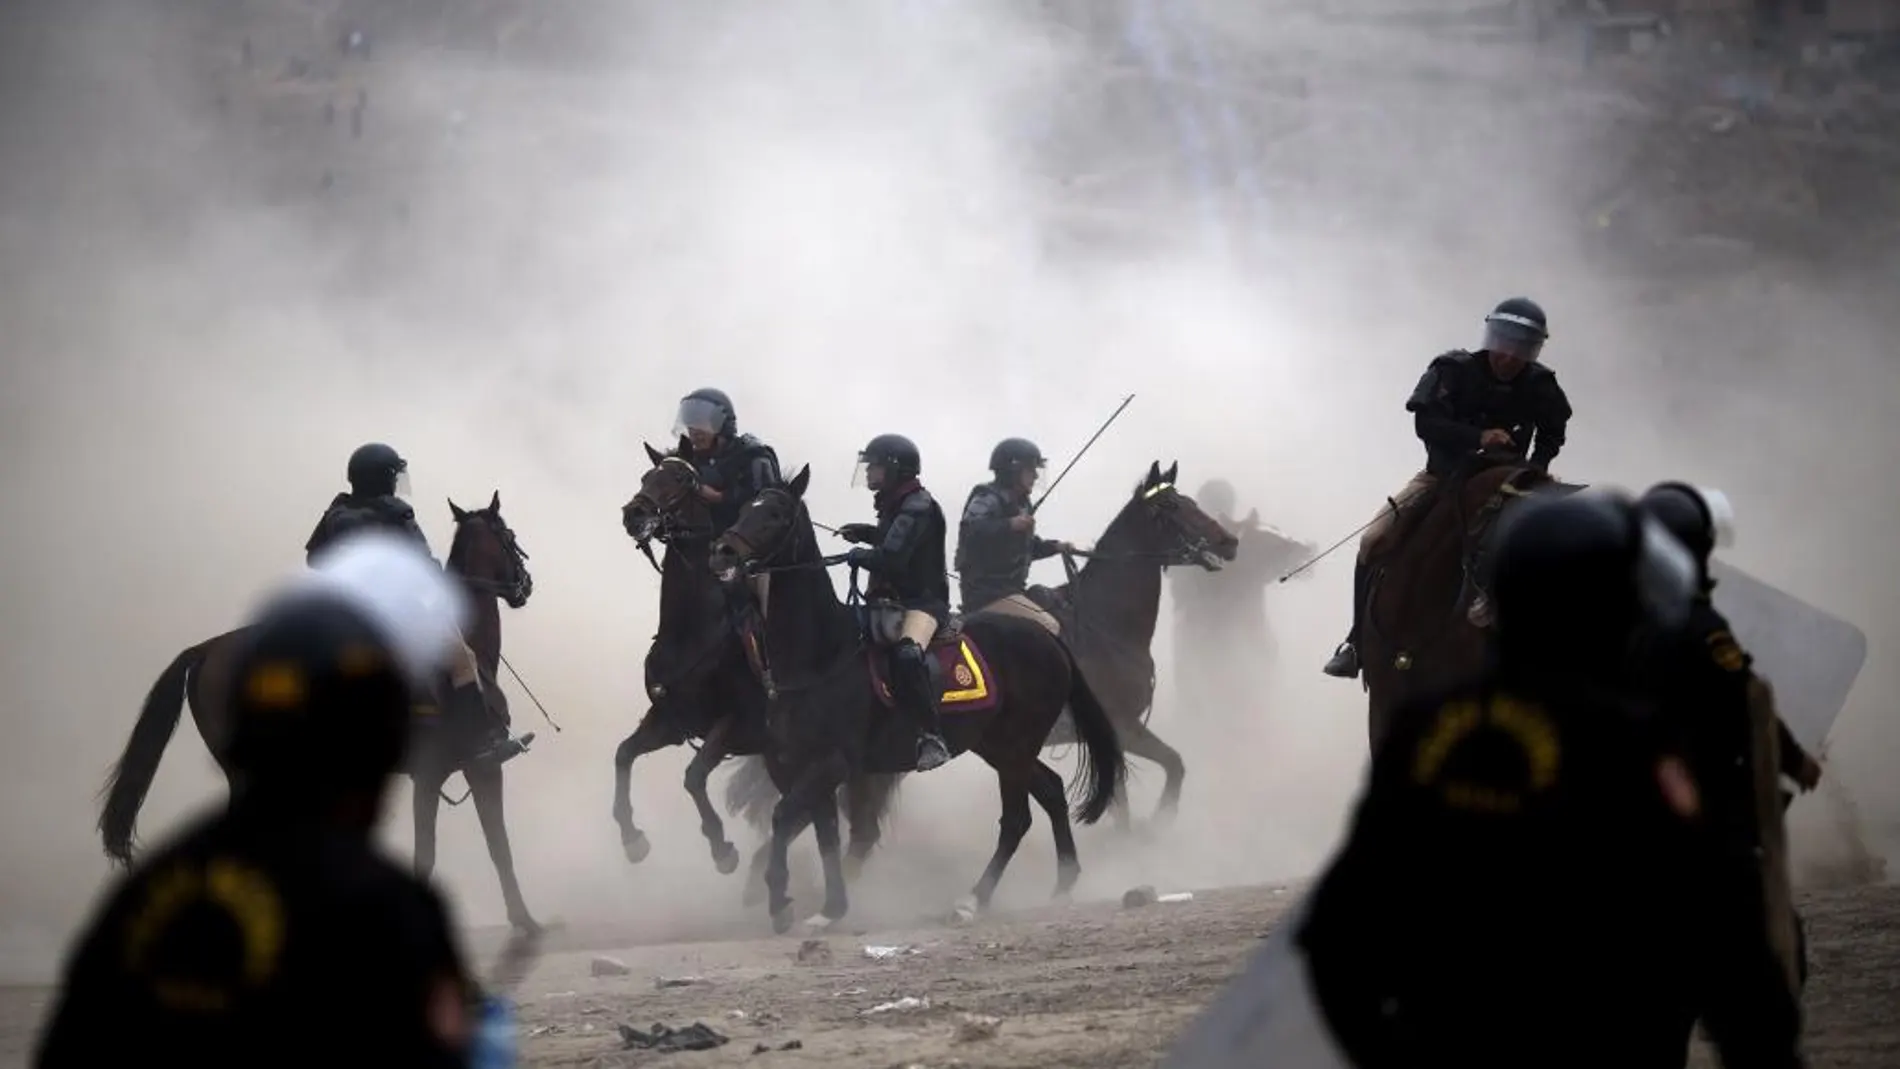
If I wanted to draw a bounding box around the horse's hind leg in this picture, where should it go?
[683,716,740,875]
[1026,761,1081,900]
[411,764,447,880]
[612,709,676,864]
[842,773,898,884]
[468,760,540,934]
[1121,720,1186,826]
[806,777,850,929]
[968,764,1035,914]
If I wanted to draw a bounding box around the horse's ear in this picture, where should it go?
[449,499,467,522]
[787,465,811,499]
[677,433,694,456]
[1145,461,1162,487]
[489,489,501,512]
[1164,461,1179,486]
[644,441,665,466]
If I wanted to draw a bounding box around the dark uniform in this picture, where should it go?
[305,443,524,768]
[839,433,952,771]
[1325,297,1575,679]
[1640,482,1817,1006]
[672,387,783,535]
[955,437,1068,631]
[1296,491,1804,1069]
[37,545,481,1069]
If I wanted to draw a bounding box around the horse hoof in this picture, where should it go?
[623,831,652,864]
[802,913,839,933]
[712,843,740,876]
[509,913,545,937]
[771,907,795,935]
[948,894,979,926]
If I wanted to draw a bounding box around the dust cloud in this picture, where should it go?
[1,0,1895,984]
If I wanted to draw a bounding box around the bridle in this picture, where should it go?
[452,510,533,607]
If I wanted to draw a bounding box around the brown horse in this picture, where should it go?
[97,493,544,932]
[1030,463,1240,830]
[709,468,1128,934]
[1358,461,1584,751]
[616,443,903,893]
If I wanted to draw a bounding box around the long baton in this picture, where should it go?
[1031,393,1136,515]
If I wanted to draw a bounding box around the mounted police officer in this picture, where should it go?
[837,434,953,772]
[955,437,1074,635]
[303,443,525,768]
[1323,297,1574,680]
[672,388,783,535]
[38,534,482,1068]
[1296,491,1805,1069]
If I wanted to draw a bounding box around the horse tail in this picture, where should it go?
[99,636,214,864]
[843,772,905,836]
[723,754,780,832]
[1058,643,1126,825]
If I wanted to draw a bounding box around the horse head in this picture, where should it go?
[709,465,813,585]
[1117,461,1241,571]
[448,491,533,609]
[624,436,715,548]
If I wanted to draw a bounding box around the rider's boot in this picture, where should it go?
[894,640,950,771]
[1322,561,1371,679]
[457,683,530,766]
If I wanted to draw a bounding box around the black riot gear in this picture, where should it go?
[854,433,922,486]
[675,387,738,439]
[1637,482,1734,581]
[1481,296,1549,359]
[346,443,407,498]
[1405,349,1572,476]
[987,437,1045,476]
[1196,478,1237,519]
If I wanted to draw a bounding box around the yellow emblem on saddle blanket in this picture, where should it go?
[875,639,992,708]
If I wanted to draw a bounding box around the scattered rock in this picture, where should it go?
[953,1013,1002,1043]
[1122,885,1158,908]
[590,956,631,977]
[794,939,831,965]
[862,996,931,1016]
[618,1021,729,1053]
[654,976,705,989]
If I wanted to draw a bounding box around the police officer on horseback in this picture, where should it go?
[303,443,526,767]
[955,437,1074,634]
[673,388,783,534]
[1322,297,1574,679]
[837,434,953,772]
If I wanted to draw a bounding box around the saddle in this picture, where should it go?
[860,598,999,713]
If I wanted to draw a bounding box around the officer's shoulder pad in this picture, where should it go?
[901,485,938,511]
[1429,349,1474,368]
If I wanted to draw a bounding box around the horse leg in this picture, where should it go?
[1109,778,1134,834]
[411,764,447,881]
[1027,760,1081,901]
[965,763,1035,917]
[1120,720,1187,826]
[804,767,852,930]
[842,773,897,884]
[765,759,840,935]
[612,709,676,864]
[683,716,740,875]
[467,760,540,934]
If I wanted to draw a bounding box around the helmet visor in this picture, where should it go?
[393,463,412,500]
[673,398,726,437]
[1482,315,1546,361]
[851,457,881,490]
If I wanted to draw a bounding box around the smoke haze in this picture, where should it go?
[3,0,1895,983]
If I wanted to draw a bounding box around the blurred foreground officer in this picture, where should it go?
[1294,491,1804,1069]
[37,532,482,1069]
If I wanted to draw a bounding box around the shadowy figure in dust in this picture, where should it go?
[1024,463,1239,831]
[615,439,902,893]
[97,492,545,932]
[709,463,1127,933]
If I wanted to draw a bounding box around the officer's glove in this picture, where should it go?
[843,547,874,569]
[836,523,878,545]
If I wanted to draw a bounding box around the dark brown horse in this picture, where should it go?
[615,443,902,890]
[1358,461,1583,751]
[1028,463,1239,830]
[709,467,1127,934]
[97,493,544,932]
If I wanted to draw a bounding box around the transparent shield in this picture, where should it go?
[393,468,412,499]
[673,397,725,437]
[851,459,870,489]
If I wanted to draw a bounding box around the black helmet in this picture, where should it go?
[1490,490,1697,679]
[346,442,407,497]
[988,437,1045,475]
[1482,297,1549,360]
[855,433,921,487]
[1636,482,1735,573]
[675,387,737,439]
[1196,478,1237,518]
[225,591,416,800]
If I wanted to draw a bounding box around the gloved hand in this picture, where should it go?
[836,523,878,545]
[844,547,873,569]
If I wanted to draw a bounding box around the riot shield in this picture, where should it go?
[1707,559,1867,753]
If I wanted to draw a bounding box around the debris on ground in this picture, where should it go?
[1123,886,1158,908]
[794,939,831,965]
[590,956,631,977]
[954,1013,1002,1043]
[863,944,919,961]
[862,996,931,1016]
[751,1039,804,1054]
[618,1021,730,1053]
[654,975,706,989]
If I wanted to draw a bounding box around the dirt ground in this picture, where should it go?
[6,880,1890,1068]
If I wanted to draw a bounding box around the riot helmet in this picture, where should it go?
[674,388,737,450]
[1489,489,1697,681]
[1480,297,1549,365]
[989,437,1045,492]
[1636,482,1735,580]
[853,433,921,491]
[1196,478,1237,520]
[347,442,408,498]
